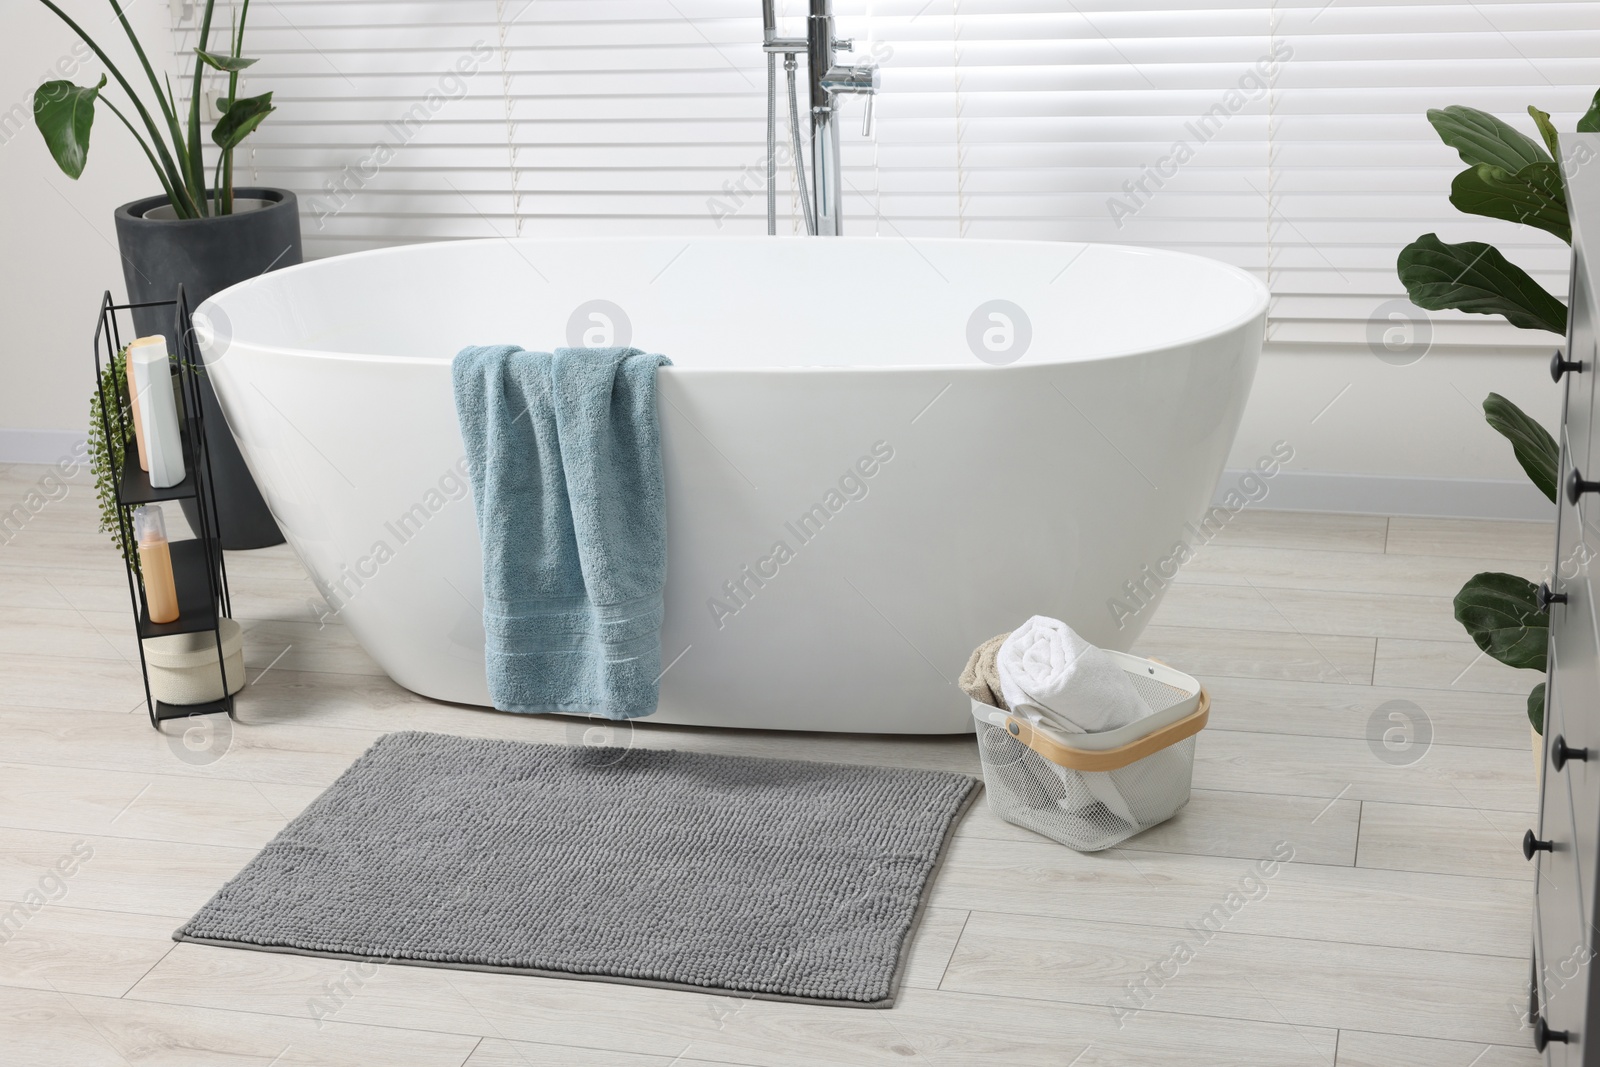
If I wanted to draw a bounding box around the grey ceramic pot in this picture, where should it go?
[114,188,302,549]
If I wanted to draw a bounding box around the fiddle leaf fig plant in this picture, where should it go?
[1454,572,1550,671]
[1452,397,1558,732]
[1484,391,1561,503]
[32,0,272,217]
[1397,235,1567,334]
[1405,94,1597,734]
[1426,105,1552,170]
[1448,162,1568,244]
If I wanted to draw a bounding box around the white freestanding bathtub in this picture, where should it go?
[198,236,1266,733]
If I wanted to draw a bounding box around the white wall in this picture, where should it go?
[0,0,174,461]
[1225,344,1560,518]
[1237,343,1558,476]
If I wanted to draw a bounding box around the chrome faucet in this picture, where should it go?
[762,0,878,235]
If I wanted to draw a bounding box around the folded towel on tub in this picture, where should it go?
[996,616,1153,827]
[453,345,672,719]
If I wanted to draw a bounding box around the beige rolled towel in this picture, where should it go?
[959,632,1012,709]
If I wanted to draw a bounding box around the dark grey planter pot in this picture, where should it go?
[114,188,302,550]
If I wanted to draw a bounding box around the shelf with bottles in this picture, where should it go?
[132,511,219,640]
[118,434,198,506]
[94,289,235,729]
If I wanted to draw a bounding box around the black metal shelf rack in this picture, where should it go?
[94,288,235,728]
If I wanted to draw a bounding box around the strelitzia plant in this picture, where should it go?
[32,0,273,217]
[1398,92,1600,734]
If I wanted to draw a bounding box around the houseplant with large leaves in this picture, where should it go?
[1399,94,1600,735]
[33,0,274,216]
[34,0,297,548]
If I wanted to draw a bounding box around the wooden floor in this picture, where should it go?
[0,460,1548,1066]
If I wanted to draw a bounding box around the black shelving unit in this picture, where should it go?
[94,287,234,729]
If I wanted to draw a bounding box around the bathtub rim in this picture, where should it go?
[198,235,1270,372]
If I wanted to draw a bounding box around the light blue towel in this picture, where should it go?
[452,345,672,719]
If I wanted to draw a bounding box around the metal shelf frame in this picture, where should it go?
[93,288,235,728]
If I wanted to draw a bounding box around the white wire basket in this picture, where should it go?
[972,652,1208,852]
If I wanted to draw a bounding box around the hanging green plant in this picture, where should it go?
[88,345,136,569]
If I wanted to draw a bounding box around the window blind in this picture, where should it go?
[168,0,1600,347]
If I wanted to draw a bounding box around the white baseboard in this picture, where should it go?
[1220,469,1555,521]
[0,429,88,466]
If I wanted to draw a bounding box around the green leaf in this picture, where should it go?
[32,76,105,179]
[88,346,137,568]
[211,91,273,151]
[1454,572,1549,671]
[1449,161,1570,244]
[1483,392,1559,503]
[195,49,257,72]
[1428,104,1552,169]
[1397,234,1567,334]
[1578,89,1600,134]
[1529,682,1546,735]
[1529,106,1562,160]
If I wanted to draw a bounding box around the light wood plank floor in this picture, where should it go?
[0,464,1547,1066]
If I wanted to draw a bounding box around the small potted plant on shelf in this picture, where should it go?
[1398,90,1600,777]
[33,0,296,548]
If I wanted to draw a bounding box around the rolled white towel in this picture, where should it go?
[996,616,1151,734]
[996,616,1153,830]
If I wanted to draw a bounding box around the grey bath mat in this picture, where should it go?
[175,731,980,1007]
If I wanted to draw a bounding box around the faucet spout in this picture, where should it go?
[762,0,876,236]
[806,0,839,235]
[806,0,876,235]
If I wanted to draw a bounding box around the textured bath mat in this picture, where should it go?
[174,731,980,1007]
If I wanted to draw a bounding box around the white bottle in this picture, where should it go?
[127,336,186,489]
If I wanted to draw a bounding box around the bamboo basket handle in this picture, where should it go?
[1003,690,1210,772]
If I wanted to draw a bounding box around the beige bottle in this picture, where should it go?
[134,506,179,624]
[127,359,150,472]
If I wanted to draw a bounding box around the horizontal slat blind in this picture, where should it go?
[1269,0,1597,346]
[168,0,1600,347]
